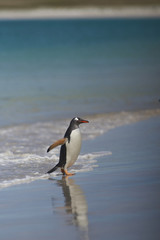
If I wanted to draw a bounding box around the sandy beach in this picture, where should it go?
[0,115,160,240]
[0,12,160,239]
[0,6,160,19]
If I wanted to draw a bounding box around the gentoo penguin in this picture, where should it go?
[46,117,89,176]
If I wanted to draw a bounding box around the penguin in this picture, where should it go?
[46,117,89,176]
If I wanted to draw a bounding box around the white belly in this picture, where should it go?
[65,129,82,168]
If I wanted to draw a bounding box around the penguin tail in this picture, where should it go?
[46,164,59,174]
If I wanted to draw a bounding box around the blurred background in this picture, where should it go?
[0,0,160,8]
[0,0,160,126]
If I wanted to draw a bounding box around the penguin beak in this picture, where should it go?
[79,119,89,123]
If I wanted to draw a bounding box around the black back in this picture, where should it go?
[59,144,67,168]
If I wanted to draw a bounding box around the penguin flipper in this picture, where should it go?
[47,138,67,152]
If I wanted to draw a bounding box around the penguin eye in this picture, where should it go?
[74,117,79,121]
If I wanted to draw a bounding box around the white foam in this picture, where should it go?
[0,7,160,20]
[0,174,49,189]
[83,108,160,139]
[0,108,159,189]
[0,151,111,189]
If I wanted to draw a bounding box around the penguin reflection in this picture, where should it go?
[52,177,88,232]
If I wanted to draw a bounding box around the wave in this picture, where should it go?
[0,151,111,189]
[0,108,159,189]
[0,7,160,20]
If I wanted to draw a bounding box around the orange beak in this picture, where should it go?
[80,119,89,123]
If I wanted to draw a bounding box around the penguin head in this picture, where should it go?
[70,117,89,128]
[64,117,89,138]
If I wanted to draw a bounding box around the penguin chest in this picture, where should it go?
[65,129,82,168]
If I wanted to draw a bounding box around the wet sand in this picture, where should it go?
[0,115,160,240]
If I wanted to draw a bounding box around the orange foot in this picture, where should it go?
[61,169,75,176]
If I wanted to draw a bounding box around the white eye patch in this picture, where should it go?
[74,117,79,121]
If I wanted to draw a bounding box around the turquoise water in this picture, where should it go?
[0,18,160,240]
[0,18,160,188]
[0,18,160,126]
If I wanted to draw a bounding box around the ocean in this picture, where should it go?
[0,18,160,188]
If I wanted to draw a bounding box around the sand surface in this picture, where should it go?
[0,115,160,240]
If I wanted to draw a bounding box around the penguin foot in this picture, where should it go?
[61,169,75,176]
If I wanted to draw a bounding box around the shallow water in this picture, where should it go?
[0,108,159,188]
[0,19,160,126]
[0,116,160,240]
[0,18,160,188]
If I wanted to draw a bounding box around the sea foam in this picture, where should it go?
[0,108,159,189]
[0,151,111,189]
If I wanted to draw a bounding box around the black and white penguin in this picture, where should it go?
[46,117,89,176]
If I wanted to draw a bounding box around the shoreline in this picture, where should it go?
[0,6,160,19]
[0,108,160,190]
[0,115,160,240]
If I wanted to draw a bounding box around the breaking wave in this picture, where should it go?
[0,151,111,189]
[0,108,159,189]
